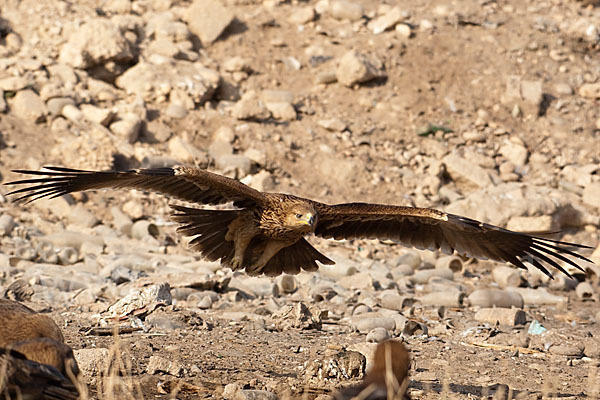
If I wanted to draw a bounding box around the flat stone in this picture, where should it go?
[367,7,404,34]
[467,289,524,308]
[443,153,493,188]
[147,355,183,376]
[506,215,557,232]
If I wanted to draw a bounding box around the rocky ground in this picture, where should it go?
[0,0,600,398]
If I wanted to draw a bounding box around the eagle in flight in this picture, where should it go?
[5,166,592,278]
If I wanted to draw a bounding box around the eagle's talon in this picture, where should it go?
[231,256,243,270]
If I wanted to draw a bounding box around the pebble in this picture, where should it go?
[366,327,390,343]
[367,7,404,34]
[12,90,48,123]
[289,6,315,25]
[131,220,159,240]
[329,0,364,21]
[234,390,278,400]
[474,308,526,326]
[578,83,600,99]
[467,289,524,308]
[575,282,594,300]
[0,214,15,236]
[110,113,142,143]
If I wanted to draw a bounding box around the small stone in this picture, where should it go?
[231,90,270,120]
[80,104,115,126]
[330,0,364,21]
[367,7,404,34]
[420,291,465,307]
[0,214,15,236]
[147,355,183,376]
[366,327,390,343]
[555,83,573,95]
[492,266,522,288]
[499,140,528,168]
[318,118,347,132]
[443,153,493,188]
[575,282,594,300]
[582,182,600,208]
[579,83,600,99]
[58,19,134,69]
[549,345,583,357]
[520,80,543,105]
[336,51,385,86]
[395,23,412,37]
[185,0,234,44]
[197,295,213,309]
[168,136,206,163]
[110,113,142,143]
[46,97,75,116]
[289,6,315,25]
[264,102,296,121]
[213,126,236,143]
[12,90,48,123]
[507,288,566,306]
[0,76,28,91]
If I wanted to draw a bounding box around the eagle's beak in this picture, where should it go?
[303,213,315,226]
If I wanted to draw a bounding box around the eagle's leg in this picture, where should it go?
[225,213,260,270]
[246,239,293,275]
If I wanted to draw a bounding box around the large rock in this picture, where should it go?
[116,60,220,105]
[336,51,385,86]
[59,19,135,69]
[184,0,234,44]
[443,153,494,188]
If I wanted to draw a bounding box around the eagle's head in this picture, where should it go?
[284,203,317,233]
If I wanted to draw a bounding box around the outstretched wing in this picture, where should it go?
[313,202,593,278]
[5,166,267,207]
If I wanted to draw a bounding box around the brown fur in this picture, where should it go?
[334,340,411,400]
[9,338,79,378]
[0,299,64,347]
[0,348,78,399]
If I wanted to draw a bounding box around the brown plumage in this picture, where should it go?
[0,299,79,380]
[0,347,79,400]
[4,166,594,278]
[334,340,411,400]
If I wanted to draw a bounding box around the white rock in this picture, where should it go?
[367,7,404,34]
[583,182,600,208]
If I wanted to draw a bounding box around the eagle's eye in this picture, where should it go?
[295,213,303,219]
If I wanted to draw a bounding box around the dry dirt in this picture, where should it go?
[0,0,600,399]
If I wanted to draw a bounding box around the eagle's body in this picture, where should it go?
[4,166,593,278]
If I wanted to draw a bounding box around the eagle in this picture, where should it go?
[4,166,593,278]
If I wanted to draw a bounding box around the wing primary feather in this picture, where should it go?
[531,239,593,263]
[523,247,572,278]
[529,243,586,273]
